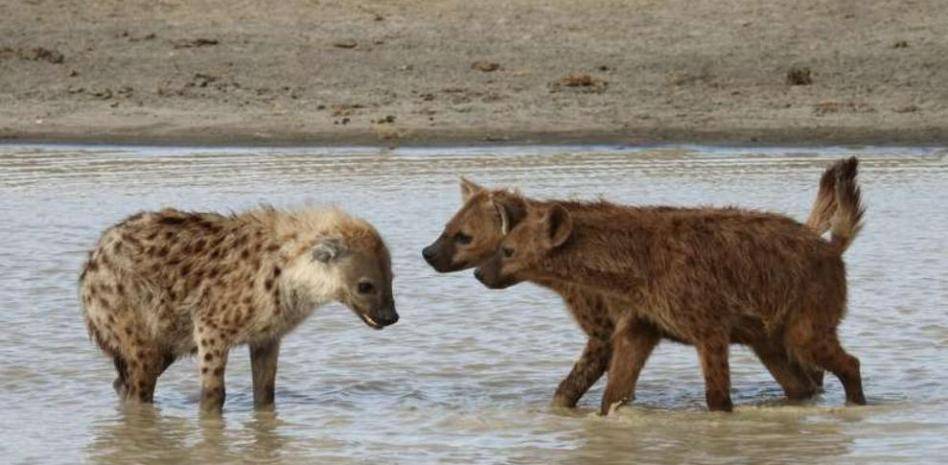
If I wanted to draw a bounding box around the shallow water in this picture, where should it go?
[1,144,946,465]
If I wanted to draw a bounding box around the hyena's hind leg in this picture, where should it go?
[112,355,129,397]
[751,340,820,400]
[786,316,865,405]
[121,344,176,403]
[113,351,175,400]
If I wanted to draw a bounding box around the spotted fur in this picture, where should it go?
[80,206,397,412]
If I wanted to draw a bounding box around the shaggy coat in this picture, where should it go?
[475,158,866,412]
[425,158,856,409]
[80,206,397,412]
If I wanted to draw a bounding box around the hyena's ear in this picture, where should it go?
[313,238,347,263]
[460,177,484,202]
[540,204,573,249]
[491,194,527,235]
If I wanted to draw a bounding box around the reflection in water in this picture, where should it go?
[1,144,946,464]
[87,406,293,464]
[563,407,855,465]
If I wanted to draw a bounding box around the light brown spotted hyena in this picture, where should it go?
[79,206,398,413]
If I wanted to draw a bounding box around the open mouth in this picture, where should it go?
[357,311,385,330]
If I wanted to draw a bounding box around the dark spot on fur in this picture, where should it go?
[159,216,186,226]
[266,244,279,252]
[113,242,123,253]
[272,266,282,278]
[201,367,208,374]
[204,353,213,361]
[264,279,274,291]
[213,367,224,376]
[192,239,207,253]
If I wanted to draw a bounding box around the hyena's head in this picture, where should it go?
[474,202,573,289]
[422,178,527,273]
[285,215,398,330]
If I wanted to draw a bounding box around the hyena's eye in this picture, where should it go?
[454,232,472,245]
[357,281,375,294]
[502,246,514,258]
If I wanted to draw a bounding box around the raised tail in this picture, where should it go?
[805,157,865,253]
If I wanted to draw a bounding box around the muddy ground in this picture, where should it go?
[1,0,946,146]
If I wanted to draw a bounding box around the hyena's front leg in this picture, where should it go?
[697,336,733,412]
[196,325,230,413]
[599,318,661,415]
[551,336,611,408]
[250,339,280,409]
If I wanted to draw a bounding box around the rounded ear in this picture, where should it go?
[542,204,573,249]
[313,238,346,263]
[460,177,483,202]
[490,194,527,235]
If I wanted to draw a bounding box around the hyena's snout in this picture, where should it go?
[376,302,399,327]
[421,241,443,268]
[363,303,399,329]
[422,237,463,272]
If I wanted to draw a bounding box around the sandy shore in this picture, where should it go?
[1,0,946,146]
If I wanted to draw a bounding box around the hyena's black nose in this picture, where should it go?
[473,268,484,283]
[422,245,436,261]
[378,309,399,326]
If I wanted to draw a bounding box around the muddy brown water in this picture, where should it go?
[0,144,946,464]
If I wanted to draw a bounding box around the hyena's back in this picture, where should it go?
[79,209,254,360]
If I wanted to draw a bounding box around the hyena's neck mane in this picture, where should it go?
[529,208,657,297]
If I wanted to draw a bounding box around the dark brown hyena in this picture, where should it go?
[80,206,398,413]
[475,158,866,413]
[424,158,857,408]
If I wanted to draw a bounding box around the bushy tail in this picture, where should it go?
[804,157,865,253]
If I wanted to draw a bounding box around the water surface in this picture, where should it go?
[1,144,946,464]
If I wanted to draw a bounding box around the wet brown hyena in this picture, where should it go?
[423,158,857,409]
[79,206,398,412]
[474,158,866,413]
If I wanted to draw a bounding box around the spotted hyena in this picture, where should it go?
[474,158,866,413]
[424,158,855,409]
[80,206,398,412]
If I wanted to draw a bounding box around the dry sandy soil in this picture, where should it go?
[1,0,946,146]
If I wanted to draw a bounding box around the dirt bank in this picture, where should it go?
[1,0,946,146]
